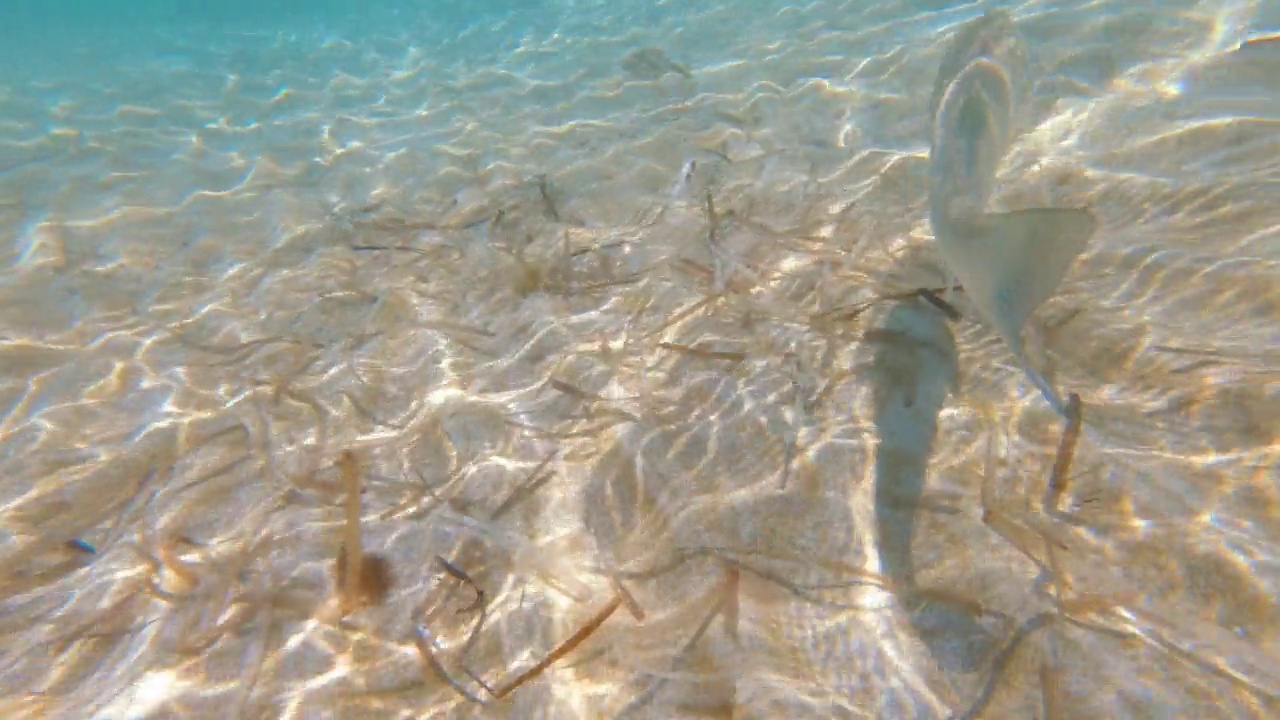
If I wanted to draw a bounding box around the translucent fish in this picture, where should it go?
[927,10,1096,415]
[670,158,697,201]
[620,47,693,80]
[926,10,1031,132]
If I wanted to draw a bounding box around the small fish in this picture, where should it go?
[68,538,97,555]
[620,47,694,80]
[670,158,697,200]
[927,10,1097,416]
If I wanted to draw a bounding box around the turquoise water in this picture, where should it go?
[1,1,1278,718]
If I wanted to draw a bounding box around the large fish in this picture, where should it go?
[927,10,1096,416]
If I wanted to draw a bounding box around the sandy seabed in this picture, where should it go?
[1,0,1279,718]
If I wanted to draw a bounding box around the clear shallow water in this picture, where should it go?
[0,1,1277,718]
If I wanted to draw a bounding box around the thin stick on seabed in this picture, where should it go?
[338,451,364,612]
[1044,392,1083,515]
[435,555,484,614]
[478,594,629,700]
[916,286,963,321]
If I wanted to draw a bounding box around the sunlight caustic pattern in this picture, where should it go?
[1,0,1278,718]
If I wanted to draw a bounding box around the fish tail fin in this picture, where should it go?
[954,207,1097,414]
[1018,356,1069,416]
[957,206,1096,339]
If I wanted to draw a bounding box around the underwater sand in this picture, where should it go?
[1,0,1278,718]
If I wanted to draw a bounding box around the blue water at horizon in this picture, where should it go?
[0,0,554,27]
[0,0,575,77]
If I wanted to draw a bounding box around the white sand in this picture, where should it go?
[1,1,1278,718]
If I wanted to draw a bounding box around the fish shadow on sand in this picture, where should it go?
[869,300,995,673]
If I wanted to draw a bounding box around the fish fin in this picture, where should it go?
[954,207,1096,347]
[1019,356,1069,416]
[953,207,1094,414]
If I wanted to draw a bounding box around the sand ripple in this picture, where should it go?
[1,1,1278,718]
